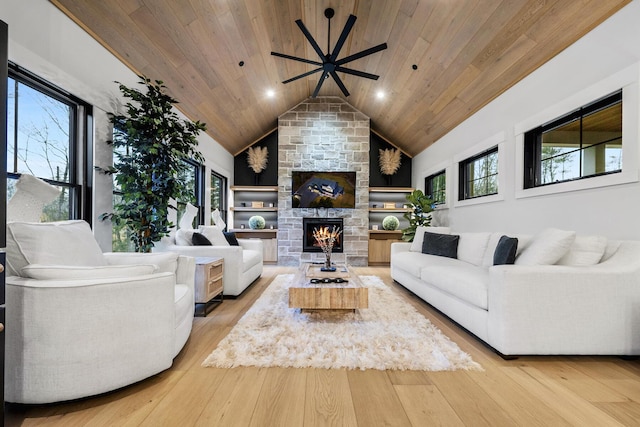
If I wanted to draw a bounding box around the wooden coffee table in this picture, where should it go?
[288,263,368,311]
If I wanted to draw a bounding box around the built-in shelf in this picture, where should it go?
[369,187,414,193]
[231,186,279,263]
[368,208,411,213]
[368,187,413,265]
[230,207,278,212]
[230,185,278,192]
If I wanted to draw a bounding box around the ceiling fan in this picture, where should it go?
[271,8,387,98]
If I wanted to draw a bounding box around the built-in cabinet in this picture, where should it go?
[230,186,278,263]
[368,187,413,265]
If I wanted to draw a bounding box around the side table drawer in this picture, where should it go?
[206,277,223,301]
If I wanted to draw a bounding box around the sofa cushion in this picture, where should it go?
[106,251,180,275]
[409,226,451,252]
[192,232,212,246]
[420,264,490,310]
[393,251,445,277]
[457,232,491,266]
[6,220,106,276]
[422,232,459,259]
[21,264,157,280]
[557,235,607,266]
[515,228,576,265]
[199,226,230,246]
[242,250,263,272]
[493,236,518,265]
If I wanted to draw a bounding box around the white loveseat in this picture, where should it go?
[154,226,263,296]
[5,220,196,404]
[391,226,640,357]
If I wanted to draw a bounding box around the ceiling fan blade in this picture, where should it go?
[330,71,350,97]
[312,70,329,98]
[335,66,380,80]
[330,14,356,62]
[282,67,323,84]
[295,19,326,60]
[335,43,388,66]
[271,51,322,67]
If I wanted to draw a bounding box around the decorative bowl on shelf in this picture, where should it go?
[248,215,266,229]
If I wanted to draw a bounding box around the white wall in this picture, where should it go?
[413,0,640,240]
[1,0,234,249]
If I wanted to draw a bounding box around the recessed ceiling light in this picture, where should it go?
[266,89,276,98]
[376,90,385,99]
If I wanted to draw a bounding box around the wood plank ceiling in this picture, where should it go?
[50,0,630,156]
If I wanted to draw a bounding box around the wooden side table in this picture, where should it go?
[194,257,224,317]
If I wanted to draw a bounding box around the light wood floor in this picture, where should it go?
[6,265,640,426]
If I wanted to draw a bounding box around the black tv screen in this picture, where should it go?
[292,171,357,208]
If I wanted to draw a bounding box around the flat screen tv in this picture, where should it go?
[292,171,356,208]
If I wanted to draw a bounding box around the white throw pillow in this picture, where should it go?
[409,226,451,252]
[6,220,106,276]
[515,228,576,265]
[178,202,198,230]
[457,232,491,266]
[21,264,157,280]
[557,235,607,266]
[199,226,230,246]
[175,229,195,246]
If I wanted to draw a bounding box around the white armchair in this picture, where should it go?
[4,220,196,404]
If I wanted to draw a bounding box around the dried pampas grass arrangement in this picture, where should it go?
[247,146,268,173]
[379,148,401,175]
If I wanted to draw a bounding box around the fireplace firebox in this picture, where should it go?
[302,218,344,253]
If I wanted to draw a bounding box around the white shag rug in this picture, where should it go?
[202,274,482,371]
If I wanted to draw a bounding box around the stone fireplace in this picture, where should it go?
[277,97,370,266]
[302,218,344,253]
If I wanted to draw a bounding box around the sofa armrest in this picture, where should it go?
[391,242,411,254]
[487,256,640,355]
[238,238,263,252]
[5,273,176,403]
[176,255,196,293]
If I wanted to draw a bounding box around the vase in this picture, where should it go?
[321,247,336,272]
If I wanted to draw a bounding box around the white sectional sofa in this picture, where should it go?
[391,226,640,357]
[154,225,263,296]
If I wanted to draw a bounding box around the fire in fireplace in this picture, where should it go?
[302,218,344,253]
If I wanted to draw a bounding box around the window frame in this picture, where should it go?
[7,62,92,222]
[523,90,622,189]
[458,145,499,201]
[210,169,228,227]
[425,169,446,206]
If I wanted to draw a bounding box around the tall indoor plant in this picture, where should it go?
[401,189,434,242]
[107,76,206,252]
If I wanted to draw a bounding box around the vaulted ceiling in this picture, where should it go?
[50,0,630,156]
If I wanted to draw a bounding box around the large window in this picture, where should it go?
[7,64,90,221]
[458,146,498,200]
[524,90,622,188]
[175,159,204,228]
[425,170,446,205]
[210,171,227,226]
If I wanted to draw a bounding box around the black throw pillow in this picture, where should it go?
[224,231,240,246]
[192,232,212,246]
[493,235,518,265]
[422,231,460,259]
